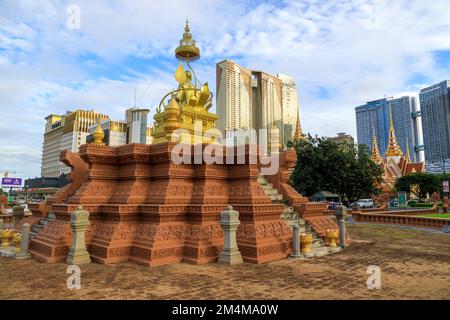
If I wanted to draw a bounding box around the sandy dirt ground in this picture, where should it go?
[1,223,450,300]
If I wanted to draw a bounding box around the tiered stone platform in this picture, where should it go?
[29,142,293,265]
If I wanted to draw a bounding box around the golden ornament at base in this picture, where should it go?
[300,233,313,254]
[13,232,22,253]
[326,229,339,247]
[0,229,14,247]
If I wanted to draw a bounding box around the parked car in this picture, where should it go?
[390,199,398,207]
[327,201,343,210]
[350,199,374,209]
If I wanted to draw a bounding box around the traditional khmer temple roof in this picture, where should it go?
[385,106,403,157]
[292,108,305,142]
[371,124,424,193]
[370,128,383,164]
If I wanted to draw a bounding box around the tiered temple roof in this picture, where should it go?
[371,108,424,192]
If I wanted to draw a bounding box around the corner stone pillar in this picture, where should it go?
[218,206,243,265]
[334,205,347,248]
[66,205,91,265]
[16,223,31,259]
[12,205,24,226]
[290,224,301,258]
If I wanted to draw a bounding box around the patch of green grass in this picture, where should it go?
[417,213,450,219]
[349,224,418,239]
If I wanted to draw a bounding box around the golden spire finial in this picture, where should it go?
[92,119,105,146]
[175,18,200,62]
[292,107,305,142]
[185,18,190,32]
[405,140,411,163]
[385,106,403,157]
[370,127,383,164]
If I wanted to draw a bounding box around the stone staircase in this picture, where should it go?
[257,175,284,203]
[30,213,56,240]
[257,174,336,257]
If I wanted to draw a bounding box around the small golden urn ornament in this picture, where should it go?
[0,229,14,247]
[300,233,313,254]
[326,229,339,247]
[13,233,22,253]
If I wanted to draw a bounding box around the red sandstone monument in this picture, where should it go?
[26,20,338,266]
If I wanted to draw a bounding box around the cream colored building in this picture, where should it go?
[216,60,253,144]
[216,60,300,147]
[41,108,153,178]
[278,73,299,145]
[41,110,108,177]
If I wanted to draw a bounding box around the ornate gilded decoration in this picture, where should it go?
[292,108,305,142]
[385,106,403,157]
[405,140,411,163]
[300,233,313,254]
[92,121,105,146]
[152,19,218,144]
[326,229,339,247]
[370,128,383,164]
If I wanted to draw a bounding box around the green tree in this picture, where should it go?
[287,135,383,204]
[394,172,442,199]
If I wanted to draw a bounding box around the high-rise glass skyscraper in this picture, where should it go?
[419,80,450,172]
[355,96,424,162]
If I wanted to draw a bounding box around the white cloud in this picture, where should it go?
[1,0,450,178]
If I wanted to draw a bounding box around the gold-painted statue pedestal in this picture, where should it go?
[152,20,218,145]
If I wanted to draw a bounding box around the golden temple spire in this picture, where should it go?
[175,18,200,62]
[385,106,403,157]
[292,107,305,142]
[370,127,383,164]
[164,92,181,141]
[405,140,411,163]
[92,120,105,146]
[152,20,218,145]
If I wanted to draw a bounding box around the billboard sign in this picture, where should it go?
[1,177,22,187]
[444,180,449,193]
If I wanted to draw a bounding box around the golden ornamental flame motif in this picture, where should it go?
[326,229,339,247]
[300,233,313,254]
[0,229,14,247]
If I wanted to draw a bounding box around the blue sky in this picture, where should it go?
[1,0,450,179]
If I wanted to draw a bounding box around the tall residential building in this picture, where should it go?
[41,110,109,177]
[419,80,450,171]
[216,59,300,147]
[355,96,424,162]
[278,73,300,145]
[41,108,153,178]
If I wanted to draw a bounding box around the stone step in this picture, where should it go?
[31,224,44,233]
[264,189,278,195]
[40,218,50,225]
[261,183,274,190]
[312,246,329,257]
[257,177,267,184]
[284,206,294,214]
[313,238,325,248]
[270,194,283,201]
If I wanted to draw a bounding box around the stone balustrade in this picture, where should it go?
[353,212,449,229]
